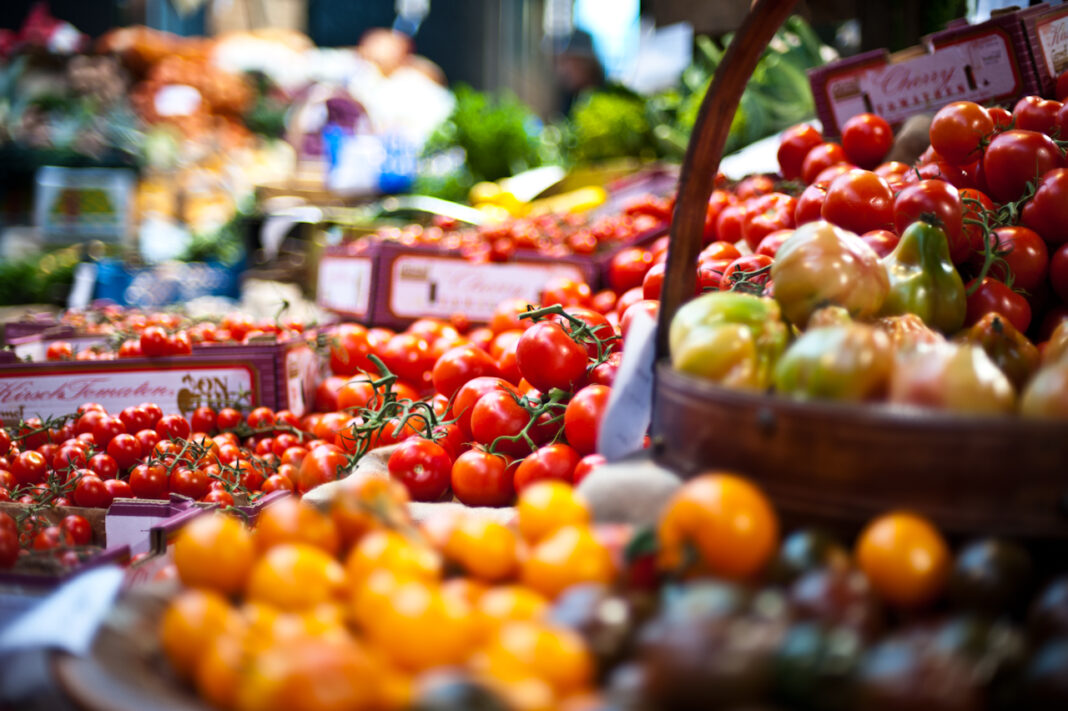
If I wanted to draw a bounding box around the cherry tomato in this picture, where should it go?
[741,193,796,252]
[1013,95,1062,135]
[607,247,654,293]
[105,434,141,471]
[983,225,1049,293]
[379,333,435,385]
[470,391,536,458]
[387,439,453,502]
[516,321,588,393]
[140,326,169,357]
[190,407,216,434]
[620,300,659,340]
[721,254,773,293]
[33,526,73,551]
[1022,167,1068,246]
[12,450,47,486]
[698,240,742,265]
[129,463,168,499]
[564,385,611,456]
[540,277,592,308]
[573,454,606,486]
[73,474,112,508]
[104,478,133,500]
[298,445,347,494]
[215,407,242,431]
[982,130,1063,203]
[794,182,829,225]
[960,188,996,254]
[755,229,793,258]
[821,169,894,234]
[965,277,1032,333]
[170,468,209,500]
[451,450,515,507]
[930,101,993,165]
[156,415,191,441]
[550,306,618,360]
[861,229,900,258]
[134,429,160,456]
[46,341,73,361]
[432,345,502,399]
[61,515,92,545]
[328,323,375,376]
[514,444,581,492]
[702,190,737,243]
[777,124,823,180]
[714,204,747,244]
[119,406,153,433]
[801,142,847,184]
[893,180,966,263]
[841,113,893,168]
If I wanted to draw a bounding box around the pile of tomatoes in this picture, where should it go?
[333,195,672,263]
[157,471,1068,710]
[38,308,310,361]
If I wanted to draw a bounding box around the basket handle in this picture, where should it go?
[654,0,798,358]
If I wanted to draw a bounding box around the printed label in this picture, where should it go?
[0,365,255,421]
[389,256,587,321]
[284,345,319,416]
[1037,14,1068,77]
[317,256,373,316]
[826,33,1019,130]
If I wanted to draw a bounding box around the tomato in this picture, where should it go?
[1013,95,1062,135]
[514,444,581,492]
[156,414,191,441]
[540,277,591,308]
[965,277,1032,333]
[432,345,502,399]
[856,511,949,607]
[0,429,9,458]
[702,190,737,243]
[987,106,1012,132]
[840,113,893,168]
[105,433,141,471]
[794,182,829,225]
[821,169,894,234]
[1050,242,1068,304]
[698,240,742,264]
[327,323,374,376]
[104,478,133,500]
[893,180,966,263]
[714,204,747,244]
[620,300,660,340]
[379,333,435,385]
[642,261,666,300]
[214,407,242,431]
[313,375,346,413]
[87,452,118,480]
[801,142,847,184]
[387,439,452,502]
[33,526,73,551]
[959,188,996,254]
[245,407,274,431]
[982,225,1049,293]
[451,450,515,507]
[168,331,192,356]
[12,450,47,486]
[564,384,611,456]
[45,341,73,361]
[658,473,779,579]
[516,321,588,393]
[0,526,15,568]
[721,254,774,293]
[190,406,216,434]
[860,229,900,258]
[297,445,347,494]
[741,193,796,252]
[777,123,823,180]
[813,163,858,186]
[170,468,209,500]
[929,101,993,165]
[52,443,88,473]
[982,130,1063,203]
[589,351,622,387]
[1022,168,1068,246]
[572,453,606,486]
[470,391,536,458]
[516,480,590,544]
[129,463,168,499]
[94,415,127,447]
[607,247,654,293]
[551,306,618,360]
[140,326,169,357]
[133,428,159,456]
[73,474,112,508]
[755,229,793,258]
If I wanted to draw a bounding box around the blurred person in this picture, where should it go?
[552,29,605,114]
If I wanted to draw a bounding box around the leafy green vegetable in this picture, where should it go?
[0,248,80,306]
[566,86,656,164]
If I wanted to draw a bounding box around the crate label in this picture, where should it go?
[1036,13,1068,79]
[825,33,1019,130]
[284,345,319,416]
[317,256,373,316]
[0,365,255,421]
[389,256,586,321]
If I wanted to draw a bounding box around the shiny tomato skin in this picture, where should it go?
[61,515,92,545]
[12,451,47,486]
[379,333,435,385]
[755,229,793,259]
[893,180,966,263]
[930,102,993,165]
[840,113,893,168]
[328,323,374,376]
[794,182,829,225]
[821,169,894,234]
[516,321,588,393]
[513,444,581,492]
[387,439,453,502]
[190,407,216,434]
[983,226,1049,293]
[452,377,518,438]
[156,415,191,442]
[106,434,142,471]
[169,468,209,501]
[714,204,747,245]
[1022,168,1068,246]
[801,142,847,184]
[432,345,502,399]
[470,391,534,458]
[777,124,823,180]
[139,326,169,357]
[297,445,347,494]
[1050,242,1068,304]
[861,229,900,258]
[129,464,168,499]
[607,247,655,293]
[573,454,606,486]
[742,193,796,252]
[721,255,774,293]
[73,474,112,508]
[620,300,660,340]
[1013,95,1062,135]
[564,384,612,456]
[103,478,133,500]
[960,188,996,254]
[982,130,1063,203]
[965,277,1032,333]
[450,450,515,507]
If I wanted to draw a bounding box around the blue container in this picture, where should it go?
[93,257,244,307]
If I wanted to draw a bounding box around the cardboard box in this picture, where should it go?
[0,337,321,422]
[1022,4,1068,98]
[809,6,1047,137]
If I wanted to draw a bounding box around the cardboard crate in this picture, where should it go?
[809,5,1047,137]
[0,337,321,422]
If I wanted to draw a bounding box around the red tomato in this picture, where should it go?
[893,180,966,263]
[988,106,1013,132]
[620,300,660,340]
[134,429,160,457]
[12,451,47,486]
[46,341,73,361]
[1013,96,1062,135]
[860,229,900,258]
[379,333,435,385]
[0,526,16,568]
[261,474,294,494]
[540,277,592,308]
[106,434,142,471]
[714,204,747,245]
[742,193,796,252]
[190,407,216,434]
[139,326,169,357]
[247,407,276,430]
[328,323,374,376]
[821,169,894,234]
[203,489,234,506]
[642,261,666,301]
[929,102,993,165]
[61,515,92,545]
[514,444,581,492]
[607,247,655,293]
[982,130,1063,203]
[451,450,515,507]
[698,241,742,265]
[589,351,622,387]
[104,478,133,500]
[432,345,502,398]
[755,229,793,258]
[1050,242,1068,304]
[777,124,823,180]
[169,467,208,500]
[470,391,535,458]
[573,454,606,486]
[721,255,774,293]
[297,445,347,494]
[703,190,737,243]
[841,113,893,168]
[73,474,112,508]
[735,175,775,200]
[801,142,847,184]
[387,439,452,502]
[794,182,829,225]
[965,277,1032,333]
[983,226,1049,293]
[551,307,618,360]
[1022,168,1068,246]
[591,289,618,314]
[959,188,995,254]
[564,384,612,456]
[129,463,168,499]
[155,414,191,441]
[33,526,73,551]
[314,375,347,413]
[516,321,588,393]
[452,377,518,437]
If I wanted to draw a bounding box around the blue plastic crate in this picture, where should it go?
[93,258,244,307]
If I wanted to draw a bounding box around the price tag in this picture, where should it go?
[597,309,657,461]
[317,257,373,316]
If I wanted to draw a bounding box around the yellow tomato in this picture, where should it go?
[856,511,950,608]
[521,525,614,599]
[173,513,254,596]
[517,481,590,544]
[246,543,346,611]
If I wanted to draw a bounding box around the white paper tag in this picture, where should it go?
[316,256,373,316]
[67,262,97,310]
[597,310,657,461]
[0,567,123,654]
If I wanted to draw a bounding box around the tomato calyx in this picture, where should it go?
[519,304,620,363]
[725,263,774,295]
[484,388,569,458]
